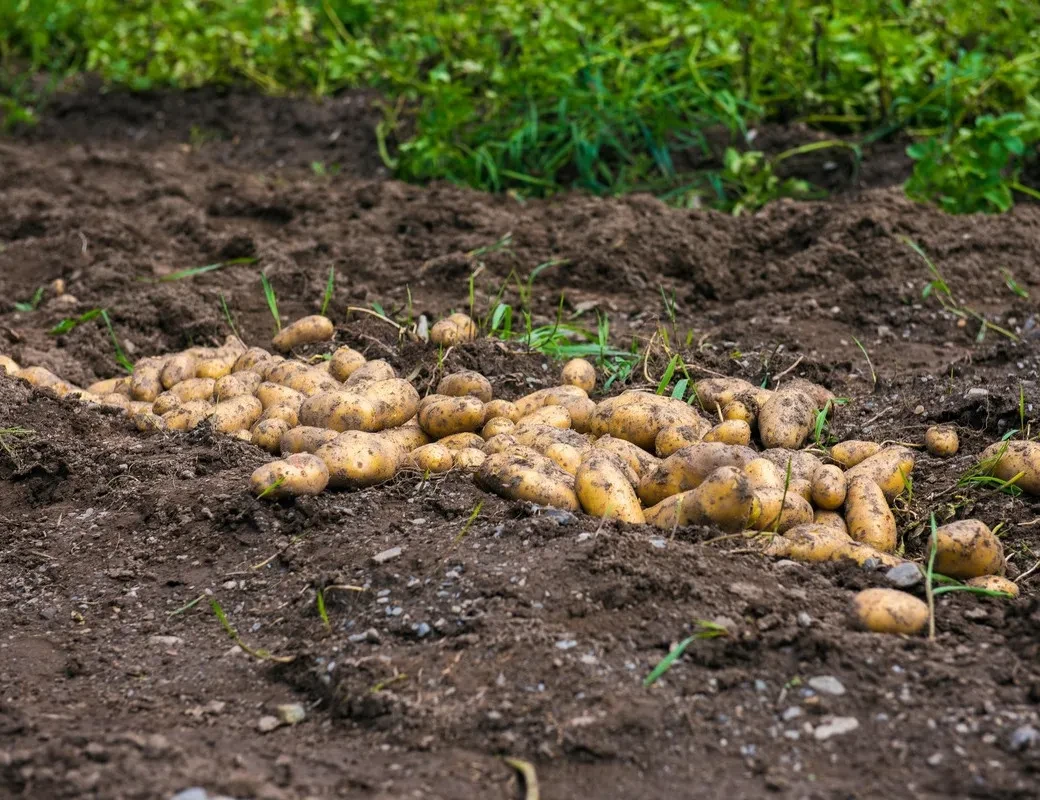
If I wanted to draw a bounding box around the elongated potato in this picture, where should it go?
[575,451,645,524]
[744,458,783,491]
[475,451,579,511]
[764,523,852,562]
[844,446,916,501]
[979,440,1040,495]
[758,388,818,450]
[161,353,197,390]
[250,453,330,499]
[281,367,341,397]
[519,404,571,429]
[484,399,522,423]
[130,361,164,402]
[924,426,959,457]
[604,392,711,451]
[345,359,396,388]
[722,400,755,425]
[430,312,478,346]
[0,355,20,376]
[514,388,554,418]
[748,487,813,533]
[132,411,167,432]
[87,376,130,396]
[694,378,755,413]
[965,575,1019,597]
[655,422,710,457]
[98,392,131,412]
[380,424,431,452]
[252,418,292,453]
[272,315,335,353]
[266,360,309,385]
[208,395,262,434]
[163,400,213,432]
[784,378,835,411]
[410,443,455,474]
[437,432,485,451]
[280,426,339,455]
[317,431,405,489]
[482,417,515,439]
[561,358,596,392]
[438,370,493,402]
[933,519,1004,578]
[453,448,486,473]
[328,346,366,381]
[638,442,756,506]
[165,377,217,404]
[703,419,752,446]
[852,588,928,635]
[644,466,754,532]
[299,390,378,432]
[830,440,881,468]
[845,476,897,553]
[195,354,236,380]
[812,464,847,510]
[419,395,485,438]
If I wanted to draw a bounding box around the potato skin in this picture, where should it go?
[482,417,516,439]
[130,362,164,402]
[163,400,213,431]
[233,347,273,374]
[749,488,814,533]
[272,315,335,353]
[419,395,486,438]
[759,449,822,484]
[744,458,783,491]
[359,378,420,430]
[258,404,300,428]
[694,378,755,413]
[852,588,928,635]
[979,440,1040,495]
[655,423,709,457]
[844,446,916,501]
[703,419,752,446]
[933,519,1004,578]
[208,395,263,433]
[845,475,897,553]
[317,431,405,489]
[380,424,431,452]
[215,372,261,401]
[603,393,711,451]
[544,395,596,434]
[430,312,478,346]
[195,354,236,380]
[328,347,366,382]
[299,390,379,432]
[560,358,596,392]
[410,443,455,474]
[161,353,197,390]
[924,426,959,457]
[87,376,130,396]
[575,452,645,524]
[830,440,882,468]
[544,442,583,475]
[484,399,522,423]
[722,400,755,425]
[519,404,571,429]
[814,509,848,535]
[280,426,339,455]
[592,435,659,480]
[644,466,754,532]
[252,418,293,453]
[250,453,330,499]
[437,370,493,403]
[764,522,852,562]
[965,575,1019,597]
[453,447,486,473]
[0,355,20,376]
[638,442,756,506]
[811,464,848,510]
[475,451,580,511]
[758,388,818,450]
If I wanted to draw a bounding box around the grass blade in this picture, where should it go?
[643,621,728,687]
[148,256,257,283]
[320,266,335,317]
[261,273,281,333]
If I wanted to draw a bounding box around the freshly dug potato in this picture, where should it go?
[438,370,493,403]
[97,392,131,412]
[784,378,835,411]
[328,346,366,382]
[430,312,478,346]
[512,424,589,458]
[317,431,406,489]
[484,399,522,423]
[703,419,752,446]
[215,372,262,401]
[163,400,213,432]
[484,433,520,455]
[280,367,341,397]
[722,400,755,425]
[852,588,928,635]
[418,395,486,438]
[250,453,330,499]
[758,388,818,449]
[845,476,897,553]
[979,440,1040,495]
[764,523,852,562]
[252,418,292,453]
[965,575,1019,597]
[644,466,755,532]
[195,355,236,380]
[519,404,571,429]
[513,388,554,418]
[560,358,596,392]
[437,432,486,451]
[830,440,882,468]
[380,424,431,452]
[575,451,645,524]
[358,378,420,430]
[655,423,710,457]
[280,426,339,455]
[593,435,659,479]
[266,360,309,386]
[748,488,813,533]
[844,446,916,501]
[207,395,263,434]
[475,451,580,511]
[299,391,375,432]
[453,448,486,473]
[482,417,516,439]
[410,443,455,474]
[130,361,164,402]
[345,359,396,388]
[151,392,183,416]
[87,376,130,396]
[924,426,959,457]
[257,404,300,428]
[0,355,20,376]
[132,411,167,432]
[165,377,217,404]
[760,449,822,484]
[544,394,596,434]
[933,519,1004,578]
[544,442,584,475]
[128,400,155,415]
[638,442,756,506]
[161,353,197,390]
[601,392,713,451]
[812,464,848,511]
[744,458,783,491]
[694,378,755,413]
[272,315,335,353]
[233,347,273,374]
[814,509,848,534]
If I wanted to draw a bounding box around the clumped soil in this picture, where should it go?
[2,87,1040,800]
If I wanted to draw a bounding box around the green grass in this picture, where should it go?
[49,307,133,373]
[3,0,1039,213]
[14,286,45,312]
[260,273,281,333]
[320,266,335,317]
[141,256,258,283]
[643,620,728,687]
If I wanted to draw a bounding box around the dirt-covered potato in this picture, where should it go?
[97,392,131,412]
[560,358,596,392]
[215,371,262,401]
[852,588,928,635]
[437,370,493,402]
[380,423,431,452]
[272,315,335,353]
[328,346,366,382]
[964,575,1019,597]
[979,440,1040,495]
[593,435,659,480]
[253,382,302,413]
[163,400,213,431]
[749,487,813,533]
[597,391,712,450]
[845,476,897,552]
[317,431,406,489]
[924,425,958,457]
[410,443,455,474]
[475,450,579,511]
[252,418,292,453]
[644,466,755,532]
[543,394,596,434]
[87,376,130,396]
[759,449,822,484]
[265,360,308,385]
[758,388,818,449]
[574,451,645,524]
[208,395,263,433]
[150,392,182,416]
[519,404,571,429]
[694,378,755,413]
[280,426,339,455]
[933,519,1004,578]
[280,367,341,397]
[830,440,881,468]
[358,378,421,430]
[250,453,330,500]
[638,442,756,506]
[195,353,236,380]
[703,419,752,446]
[419,395,486,438]
[0,355,20,376]
[436,432,486,451]
[721,400,755,425]
[655,423,709,456]
[544,441,584,475]
[814,509,848,534]
[484,399,522,423]
[232,347,272,374]
[453,448,486,473]
[430,312,478,346]
[164,377,217,404]
[299,390,373,431]
[129,361,164,402]
[783,378,835,411]
[160,353,197,390]
[344,359,396,388]
[484,433,520,455]
[811,464,847,510]
[482,417,516,439]
[844,446,916,501]
[764,523,852,562]
[132,411,167,432]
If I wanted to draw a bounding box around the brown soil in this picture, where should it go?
[2,88,1040,800]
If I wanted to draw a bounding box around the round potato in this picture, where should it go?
[924,426,959,457]
[430,312,478,346]
[130,361,164,402]
[419,395,486,438]
[544,442,583,475]
[328,346,366,382]
[345,359,396,388]
[436,432,486,451]
[744,458,783,491]
[358,378,421,430]
[655,422,710,457]
[484,399,522,423]
[250,453,330,499]
[644,466,755,532]
[410,443,455,474]
[845,475,897,553]
[933,519,1004,579]
[638,442,756,507]
[272,315,335,353]
[280,426,339,455]
[694,378,755,413]
[703,419,752,446]
[759,449,822,484]
[978,440,1040,495]
[814,509,848,534]
[438,370,493,403]
[600,392,712,451]
[575,451,645,524]
[258,404,300,428]
[852,588,928,635]
[482,417,515,439]
[252,418,293,453]
[195,354,236,380]
[299,390,378,432]
[163,400,213,432]
[591,435,658,480]
[484,433,519,455]
[161,353,197,390]
[87,376,130,396]
[560,358,596,393]
[764,523,852,563]
[964,575,1019,597]
[453,448,486,473]
[208,395,263,433]
[519,404,571,430]
[722,400,755,425]
[232,347,272,374]
[380,424,431,452]
[544,394,596,434]
[811,464,847,510]
[317,431,406,490]
[475,451,579,511]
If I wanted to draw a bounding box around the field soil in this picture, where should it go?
[2,88,1040,800]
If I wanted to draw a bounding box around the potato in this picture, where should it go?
[638,442,756,506]
[231,347,268,373]
[132,411,167,432]
[744,458,783,491]
[410,443,455,474]
[845,476,897,553]
[979,440,1040,495]
[760,449,823,484]
[419,395,485,438]
[482,417,515,439]
[129,361,164,402]
[298,391,372,431]
[252,418,292,453]
[811,464,847,510]
[600,392,712,451]
[514,388,554,418]
[575,451,645,524]
[844,446,916,501]
[250,453,330,499]
[87,376,130,396]
[764,523,852,562]
[544,395,596,434]
[703,419,752,446]
[214,372,262,401]
[830,440,881,468]
[694,378,755,413]
[475,450,579,511]
[814,509,848,534]
[933,519,1004,578]
[519,404,571,429]
[208,395,263,434]
[721,400,755,425]
[965,575,1019,597]
[644,466,754,532]
[164,377,216,404]
[195,354,236,380]
[924,426,959,457]
[272,315,335,353]
[784,378,835,411]
[151,392,183,416]
[484,399,522,423]
[544,442,584,475]
[163,400,213,432]
[430,312,478,346]
[749,487,813,533]
[128,400,155,415]
[280,367,341,397]
[485,433,519,455]
[437,432,485,451]
[380,424,431,452]
[560,358,596,392]
[160,353,197,390]
[265,360,308,385]
[0,355,21,376]
[328,346,366,382]
[453,448,486,473]
[758,388,818,449]
[317,431,406,489]
[280,426,339,455]
[852,588,929,635]
[345,359,396,387]
[358,378,420,429]
[98,392,131,412]
[438,370,493,402]
[655,423,709,457]
[591,435,658,480]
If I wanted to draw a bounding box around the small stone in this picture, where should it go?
[414,622,431,638]
[913,404,925,415]
[927,753,944,766]
[150,635,184,648]
[39,606,57,620]
[1009,725,1040,751]
[965,388,989,400]
[542,508,577,525]
[886,562,924,589]
[170,789,209,800]
[556,640,577,650]
[814,716,859,740]
[781,707,803,722]
[808,676,846,696]
[372,547,402,565]
[796,612,813,628]
[257,716,282,733]
[364,628,381,644]
[727,582,764,602]
[649,537,667,549]
[276,704,306,726]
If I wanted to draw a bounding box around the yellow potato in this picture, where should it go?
[207,395,263,434]
[758,388,818,449]
[87,376,130,396]
[317,431,406,489]
[694,378,755,413]
[475,451,579,511]
[703,419,752,446]
[299,390,376,432]
[760,449,823,484]
[0,355,21,376]
[418,395,486,438]
[750,487,814,533]
[344,359,396,387]
[852,588,928,635]
[272,315,335,353]
[979,440,1040,495]
[430,312,478,346]
[380,424,431,451]
[845,476,897,553]
[844,446,916,501]
[811,464,848,510]
[783,378,835,411]
[437,432,485,451]
[281,367,342,397]
[195,354,236,380]
[484,433,519,454]
[519,404,571,429]
[544,395,596,434]
[252,418,293,453]
[161,353,197,389]
[453,448,486,473]
[514,388,554,418]
[328,346,366,382]
[655,422,709,456]
[924,426,959,457]
[233,347,272,374]
[814,509,848,535]
[129,361,164,402]
[128,400,154,415]
[830,440,882,468]
[163,400,213,432]
[721,400,755,425]
[575,451,645,524]
[410,443,455,474]
[280,426,339,455]
[638,442,756,506]
[215,372,262,401]
[599,392,713,450]
[484,399,522,423]
[964,575,1019,597]
[255,383,305,414]
[229,429,254,443]
[764,523,852,562]
[644,466,754,532]
[151,392,183,416]
[258,404,300,427]
[97,392,131,412]
[744,458,783,491]
[933,519,1004,578]
[544,442,584,475]
[164,377,216,404]
[131,410,166,431]
[560,358,596,392]
[250,453,330,499]
[482,417,515,439]
[437,370,493,402]
[265,360,308,385]
[358,378,421,430]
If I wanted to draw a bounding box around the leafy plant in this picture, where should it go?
[643,620,729,687]
[260,273,281,333]
[14,286,45,312]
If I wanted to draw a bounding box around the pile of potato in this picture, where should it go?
[4,310,1033,636]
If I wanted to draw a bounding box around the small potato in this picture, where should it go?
[519,404,571,429]
[166,378,216,403]
[830,440,881,468]
[250,453,330,499]
[722,400,755,425]
[17,365,60,388]
[844,446,916,501]
[132,411,167,432]
[852,588,928,635]
[703,419,752,446]
[215,372,262,401]
[748,488,814,533]
[924,426,959,457]
[514,388,554,418]
[484,399,522,423]
[475,451,579,511]
[128,400,154,415]
[87,376,130,396]
[419,395,486,438]
[814,509,848,535]
[195,355,236,380]
[98,392,131,412]
[258,404,300,428]
[252,418,292,453]
[208,395,263,434]
[655,423,709,457]
[544,395,596,434]
[130,362,164,402]
[965,575,1019,597]
[544,442,584,475]
[317,431,406,489]
[328,346,366,382]
[638,442,756,507]
[163,400,212,432]
[694,378,755,413]
[266,360,309,386]
[438,370,493,403]
[344,359,396,388]
[979,440,1040,495]
[575,451,645,524]
[933,519,1004,578]
[411,443,455,474]
[280,426,339,455]
[758,388,818,450]
[482,417,515,439]
[788,477,813,503]
[764,523,852,563]
[151,392,183,416]
[272,315,335,353]
[811,464,848,510]
[380,425,431,452]
[644,466,754,532]
[453,448,486,473]
[161,353,197,389]
[437,432,486,451]
[560,358,596,392]
[0,355,21,376]
[592,435,659,480]
[233,347,274,374]
[430,312,478,346]
[845,476,897,553]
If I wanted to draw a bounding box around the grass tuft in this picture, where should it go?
[643,620,729,688]
[260,273,281,333]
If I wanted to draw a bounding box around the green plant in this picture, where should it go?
[219,293,240,340]
[260,273,281,333]
[144,256,257,283]
[1002,268,1030,299]
[14,286,45,312]
[49,308,132,372]
[643,620,729,687]
[320,266,335,316]
[851,337,877,389]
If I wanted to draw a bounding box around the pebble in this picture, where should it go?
[371,546,402,564]
[257,716,281,733]
[808,676,846,696]
[414,622,431,637]
[150,635,184,648]
[1009,725,1040,751]
[542,508,577,525]
[556,640,577,650]
[781,707,803,722]
[649,537,667,549]
[796,612,813,628]
[965,388,990,400]
[813,716,859,740]
[276,704,306,726]
[927,753,944,766]
[886,562,923,588]
[170,790,209,800]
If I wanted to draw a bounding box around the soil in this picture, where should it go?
[2,87,1040,800]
